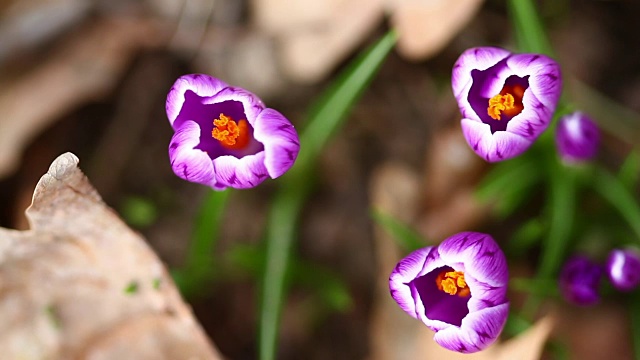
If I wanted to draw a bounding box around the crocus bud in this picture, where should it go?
[555,112,600,164]
[606,249,640,291]
[559,255,602,306]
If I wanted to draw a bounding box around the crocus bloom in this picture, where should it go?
[555,112,600,164]
[606,249,640,291]
[166,74,300,190]
[559,255,602,306]
[389,232,509,353]
[452,47,562,162]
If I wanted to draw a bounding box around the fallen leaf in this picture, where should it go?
[368,162,429,360]
[0,153,221,359]
[418,124,488,241]
[412,316,553,360]
[390,0,485,60]
[253,0,385,83]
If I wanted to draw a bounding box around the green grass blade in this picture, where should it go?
[508,0,554,55]
[174,189,231,297]
[258,31,397,360]
[371,209,427,252]
[619,149,640,190]
[593,167,640,241]
[538,162,576,278]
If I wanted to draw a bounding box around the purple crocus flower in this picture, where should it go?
[166,74,300,190]
[606,249,640,291]
[559,255,602,306]
[389,232,509,353]
[555,112,600,164]
[452,47,562,162]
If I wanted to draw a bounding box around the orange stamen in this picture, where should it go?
[487,84,525,120]
[212,113,250,150]
[436,270,471,297]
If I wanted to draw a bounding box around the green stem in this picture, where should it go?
[176,189,230,297]
[258,31,397,360]
[508,0,554,55]
[592,167,640,241]
[538,163,576,278]
[523,159,576,319]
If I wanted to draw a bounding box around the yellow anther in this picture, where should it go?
[212,113,250,150]
[436,270,470,297]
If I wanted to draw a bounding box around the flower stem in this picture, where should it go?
[592,167,640,241]
[258,30,397,360]
[508,0,554,56]
[174,189,231,298]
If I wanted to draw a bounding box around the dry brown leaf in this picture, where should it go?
[418,124,488,241]
[253,0,385,83]
[0,17,166,179]
[252,0,483,83]
[411,316,553,360]
[0,153,221,360]
[390,0,485,60]
[368,162,429,360]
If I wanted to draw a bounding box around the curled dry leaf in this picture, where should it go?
[368,162,431,360]
[0,153,221,360]
[419,124,488,241]
[252,0,483,83]
[389,0,485,60]
[412,315,554,360]
[253,0,385,83]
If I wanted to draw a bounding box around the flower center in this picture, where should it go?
[212,113,250,150]
[436,270,470,297]
[487,84,525,120]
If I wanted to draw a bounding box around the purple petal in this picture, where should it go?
[606,249,640,291]
[212,152,269,190]
[461,119,532,162]
[452,47,511,123]
[389,247,435,319]
[411,265,471,328]
[169,121,215,186]
[452,47,511,102]
[437,232,508,288]
[253,109,300,178]
[206,86,265,126]
[559,255,602,306]
[505,90,553,140]
[555,112,600,163]
[506,53,562,110]
[166,74,229,127]
[433,302,509,353]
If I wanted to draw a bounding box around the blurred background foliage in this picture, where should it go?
[1,0,640,359]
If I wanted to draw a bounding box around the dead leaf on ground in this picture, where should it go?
[0,17,166,180]
[0,153,221,360]
[418,124,488,241]
[389,0,485,60]
[252,0,484,83]
[368,162,428,360]
[411,316,553,360]
[253,0,385,83]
